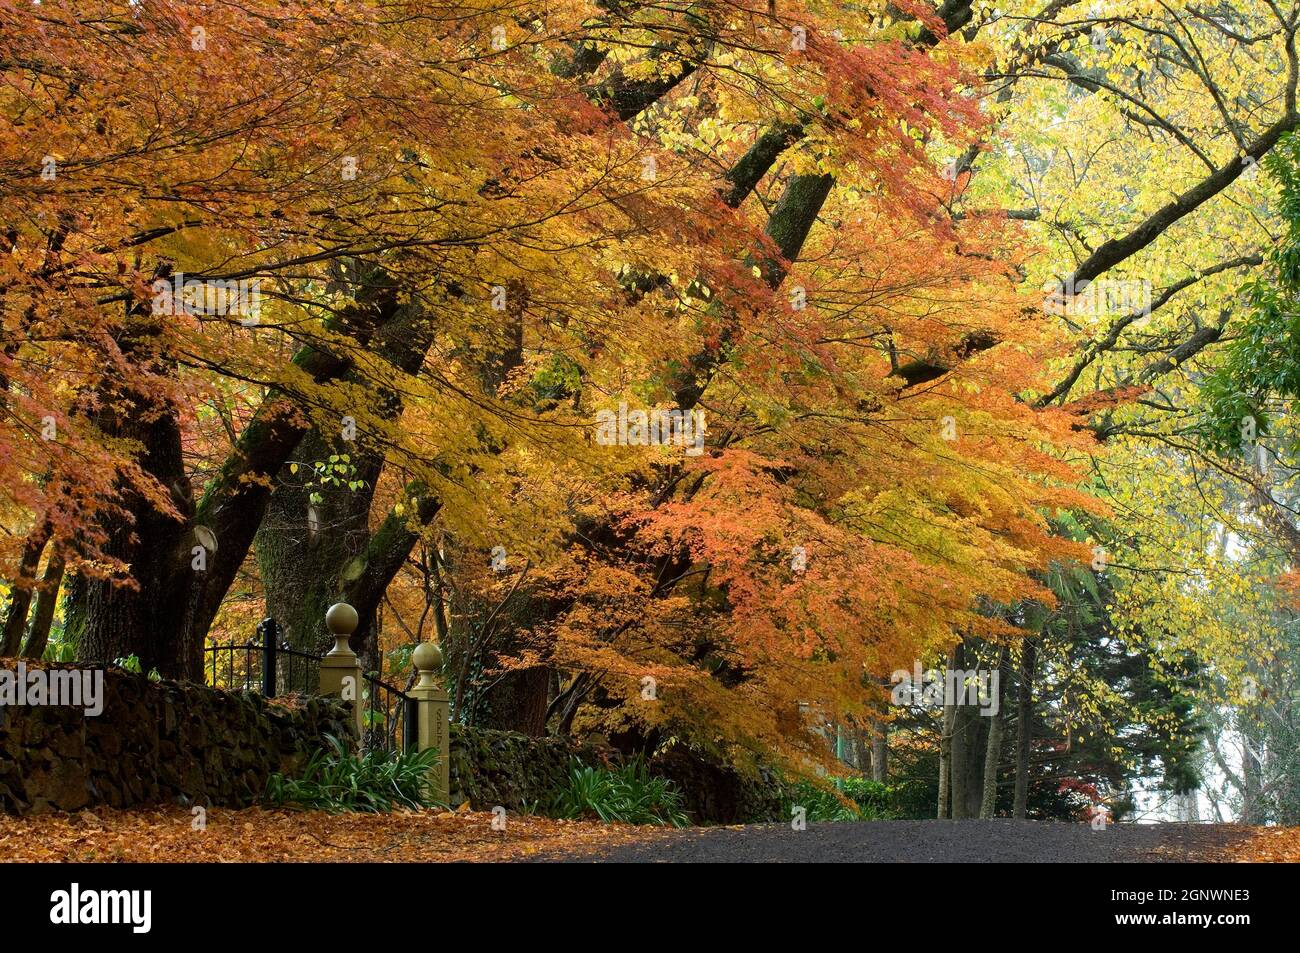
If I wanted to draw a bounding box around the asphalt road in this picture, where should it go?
[540,819,1251,863]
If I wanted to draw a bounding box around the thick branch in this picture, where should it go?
[1064,115,1299,289]
[720,121,805,208]
[892,330,1001,387]
[760,172,835,285]
[1038,254,1261,406]
[342,490,443,627]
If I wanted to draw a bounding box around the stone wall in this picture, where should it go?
[445,725,788,824]
[0,662,354,814]
[1,661,785,823]
[446,723,608,810]
[648,746,791,824]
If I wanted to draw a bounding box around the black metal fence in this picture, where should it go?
[203,618,323,696]
[202,617,416,755]
[361,672,419,755]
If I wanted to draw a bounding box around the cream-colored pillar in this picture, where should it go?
[318,602,363,741]
[411,642,450,804]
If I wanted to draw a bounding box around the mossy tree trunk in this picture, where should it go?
[67,263,401,679]
[256,301,439,677]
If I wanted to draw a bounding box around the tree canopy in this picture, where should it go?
[5,0,1300,821]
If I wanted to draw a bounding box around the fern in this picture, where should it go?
[264,734,441,813]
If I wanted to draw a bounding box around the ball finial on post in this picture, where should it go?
[319,602,363,739]
[413,641,443,670]
[325,602,358,656]
[412,641,443,688]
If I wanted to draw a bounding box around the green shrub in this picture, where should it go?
[783,776,930,821]
[264,734,441,813]
[43,640,76,663]
[784,779,865,821]
[554,759,690,827]
[839,777,894,815]
[112,654,161,681]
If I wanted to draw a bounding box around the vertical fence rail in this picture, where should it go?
[259,617,277,697]
[405,695,419,755]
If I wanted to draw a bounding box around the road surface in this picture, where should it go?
[537,819,1249,863]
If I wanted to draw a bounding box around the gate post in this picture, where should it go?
[411,642,450,804]
[258,617,278,697]
[319,603,363,741]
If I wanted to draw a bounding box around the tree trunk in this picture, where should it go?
[20,548,65,659]
[1240,712,1264,824]
[980,644,1010,818]
[68,267,399,678]
[950,705,979,819]
[938,647,956,818]
[949,643,971,818]
[870,717,888,782]
[480,667,551,736]
[66,381,196,675]
[1013,636,1037,819]
[258,298,437,663]
[948,640,994,819]
[257,426,380,665]
[1,521,50,656]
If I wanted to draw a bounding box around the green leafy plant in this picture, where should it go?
[782,777,916,821]
[43,642,76,663]
[1201,131,1300,449]
[296,454,367,505]
[784,779,863,821]
[838,778,894,815]
[112,654,161,681]
[264,734,441,813]
[553,759,689,827]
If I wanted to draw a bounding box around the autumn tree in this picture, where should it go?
[6,0,1283,788]
[0,0,739,676]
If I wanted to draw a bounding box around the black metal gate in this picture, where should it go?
[202,617,417,755]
